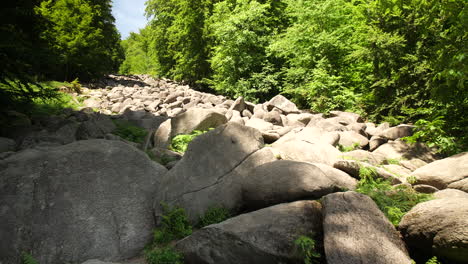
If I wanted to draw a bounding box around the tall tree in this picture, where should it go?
[36,0,123,81]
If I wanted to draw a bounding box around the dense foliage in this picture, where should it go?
[120,0,467,154]
[356,166,433,226]
[1,0,123,114]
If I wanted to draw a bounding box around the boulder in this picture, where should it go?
[333,160,402,184]
[413,185,439,194]
[341,150,386,165]
[266,95,299,114]
[434,189,468,199]
[263,111,283,126]
[153,119,172,148]
[323,192,412,264]
[447,177,468,192]
[379,124,414,140]
[369,135,388,151]
[274,127,340,146]
[399,196,468,263]
[243,161,357,209]
[366,122,390,137]
[373,140,437,163]
[0,140,167,264]
[400,158,428,171]
[411,152,468,189]
[272,139,342,166]
[170,108,227,137]
[83,98,102,108]
[329,111,363,123]
[76,114,116,140]
[19,120,81,150]
[314,118,348,132]
[175,201,323,264]
[228,97,246,112]
[154,123,271,223]
[337,131,369,148]
[245,118,274,132]
[0,137,16,152]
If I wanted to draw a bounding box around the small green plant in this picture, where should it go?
[385,158,401,165]
[170,129,210,153]
[21,252,38,264]
[356,167,433,226]
[70,78,82,94]
[153,203,192,245]
[425,256,442,264]
[197,206,231,228]
[407,175,417,185]
[402,117,459,156]
[112,119,148,143]
[294,235,321,264]
[145,246,183,264]
[337,143,360,152]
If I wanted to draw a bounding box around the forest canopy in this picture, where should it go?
[120,0,467,154]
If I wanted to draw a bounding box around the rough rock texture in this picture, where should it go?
[373,140,437,162]
[154,123,267,223]
[411,152,468,189]
[242,160,357,209]
[272,139,341,166]
[434,189,468,199]
[447,177,468,192]
[175,201,323,264]
[337,131,369,148]
[76,114,116,140]
[379,124,414,140]
[170,108,227,137]
[323,192,412,264]
[399,196,468,263]
[0,137,15,152]
[274,127,339,146]
[342,150,386,165]
[0,140,167,264]
[333,160,401,183]
[267,95,300,114]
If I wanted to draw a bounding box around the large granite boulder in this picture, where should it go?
[154,123,271,223]
[243,160,357,209]
[272,139,342,166]
[0,137,15,152]
[373,140,437,163]
[411,152,468,189]
[170,108,227,137]
[0,140,167,264]
[175,201,323,264]
[323,192,412,264]
[399,195,468,263]
[266,95,299,114]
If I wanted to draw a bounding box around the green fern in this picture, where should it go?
[21,252,38,264]
[294,235,321,264]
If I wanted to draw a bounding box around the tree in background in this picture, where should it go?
[144,0,216,86]
[120,28,158,75]
[207,0,287,101]
[36,0,123,81]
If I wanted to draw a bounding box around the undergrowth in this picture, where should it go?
[337,143,360,152]
[197,206,231,228]
[294,235,321,264]
[112,119,148,143]
[356,167,433,226]
[170,129,211,153]
[21,252,38,264]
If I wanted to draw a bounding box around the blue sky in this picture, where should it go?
[112,0,148,39]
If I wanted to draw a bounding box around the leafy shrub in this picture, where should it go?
[425,256,442,264]
[112,120,148,143]
[170,130,210,153]
[356,167,433,226]
[153,203,192,245]
[21,252,38,264]
[197,206,231,228]
[294,235,321,264]
[145,246,183,264]
[337,143,360,152]
[384,158,402,165]
[402,117,459,156]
